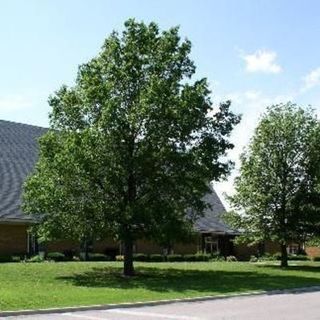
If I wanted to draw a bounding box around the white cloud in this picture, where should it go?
[242,49,282,74]
[302,67,320,91]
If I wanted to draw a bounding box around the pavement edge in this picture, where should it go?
[1,286,320,318]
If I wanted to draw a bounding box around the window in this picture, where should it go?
[204,236,219,254]
[287,244,299,255]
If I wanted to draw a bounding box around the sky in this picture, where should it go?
[1,0,320,207]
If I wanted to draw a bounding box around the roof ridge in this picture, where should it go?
[0,119,48,130]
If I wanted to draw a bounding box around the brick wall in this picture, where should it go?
[0,223,28,254]
[46,240,79,253]
[305,246,320,258]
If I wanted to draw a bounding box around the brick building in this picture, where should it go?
[0,120,239,257]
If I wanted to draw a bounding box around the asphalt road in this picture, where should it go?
[3,291,320,320]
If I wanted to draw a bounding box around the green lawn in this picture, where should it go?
[1,261,320,311]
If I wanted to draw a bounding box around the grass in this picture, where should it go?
[1,261,320,311]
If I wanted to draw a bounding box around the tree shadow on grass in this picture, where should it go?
[57,266,320,295]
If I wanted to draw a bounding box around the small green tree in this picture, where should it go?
[23,20,240,276]
[227,103,320,267]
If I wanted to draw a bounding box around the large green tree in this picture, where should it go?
[227,103,320,267]
[23,20,240,275]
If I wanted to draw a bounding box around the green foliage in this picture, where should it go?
[11,256,22,263]
[0,255,23,263]
[47,252,66,262]
[210,255,226,262]
[227,103,320,266]
[183,254,197,261]
[88,253,111,261]
[27,255,45,263]
[167,254,184,262]
[306,237,320,247]
[249,255,258,263]
[133,253,149,262]
[288,254,309,261]
[149,254,164,262]
[63,250,76,261]
[194,253,211,261]
[226,255,237,262]
[23,19,240,275]
[0,255,13,263]
[259,253,278,262]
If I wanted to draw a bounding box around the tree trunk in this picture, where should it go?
[123,238,134,276]
[280,243,288,268]
[80,239,89,261]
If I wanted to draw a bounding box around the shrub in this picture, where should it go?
[312,256,320,262]
[47,252,66,262]
[63,249,76,261]
[250,255,258,263]
[288,254,309,261]
[11,255,21,263]
[273,252,282,261]
[258,253,278,261]
[184,254,197,262]
[133,253,149,262]
[226,255,237,262]
[0,255,13,263]
[210,255,225,262]
[115,255,124,261]
[194,253,210,261]
[27,255,44,263]
[167,254,184,262]
[88,253,111,261]
[149,254,164,262]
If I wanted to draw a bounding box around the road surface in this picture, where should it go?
[4,291,320,319]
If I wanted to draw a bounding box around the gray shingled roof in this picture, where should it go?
[194,184,238,235]
[0,120,47,222]
[0,120,236,235]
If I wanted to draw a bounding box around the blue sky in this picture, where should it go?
[1,0,320,204]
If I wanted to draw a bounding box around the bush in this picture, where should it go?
[250,255,258,263]
[47,252,66,262]
[288,254,309,261]
[312,256,320,261]
[0,255,13,263]
[133,253,149,262]
[27,255,44,263]
[258,253,278,261]
[184,254,197,262]
[11,255,21,263]
[194,253,211,261]
[88,253,111,261]
[149,254,164,262]
[226,255,237,262]
[210,255,225,262]
[115,255,124,261]
[63,249,76,261]
[167,254,184,262]
[273,252,282,261]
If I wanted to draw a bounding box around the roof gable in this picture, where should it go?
[194,184,238,235]
[0,120,236,235]
[0,120,47,222]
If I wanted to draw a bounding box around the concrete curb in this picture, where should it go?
[1,286,320,318]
